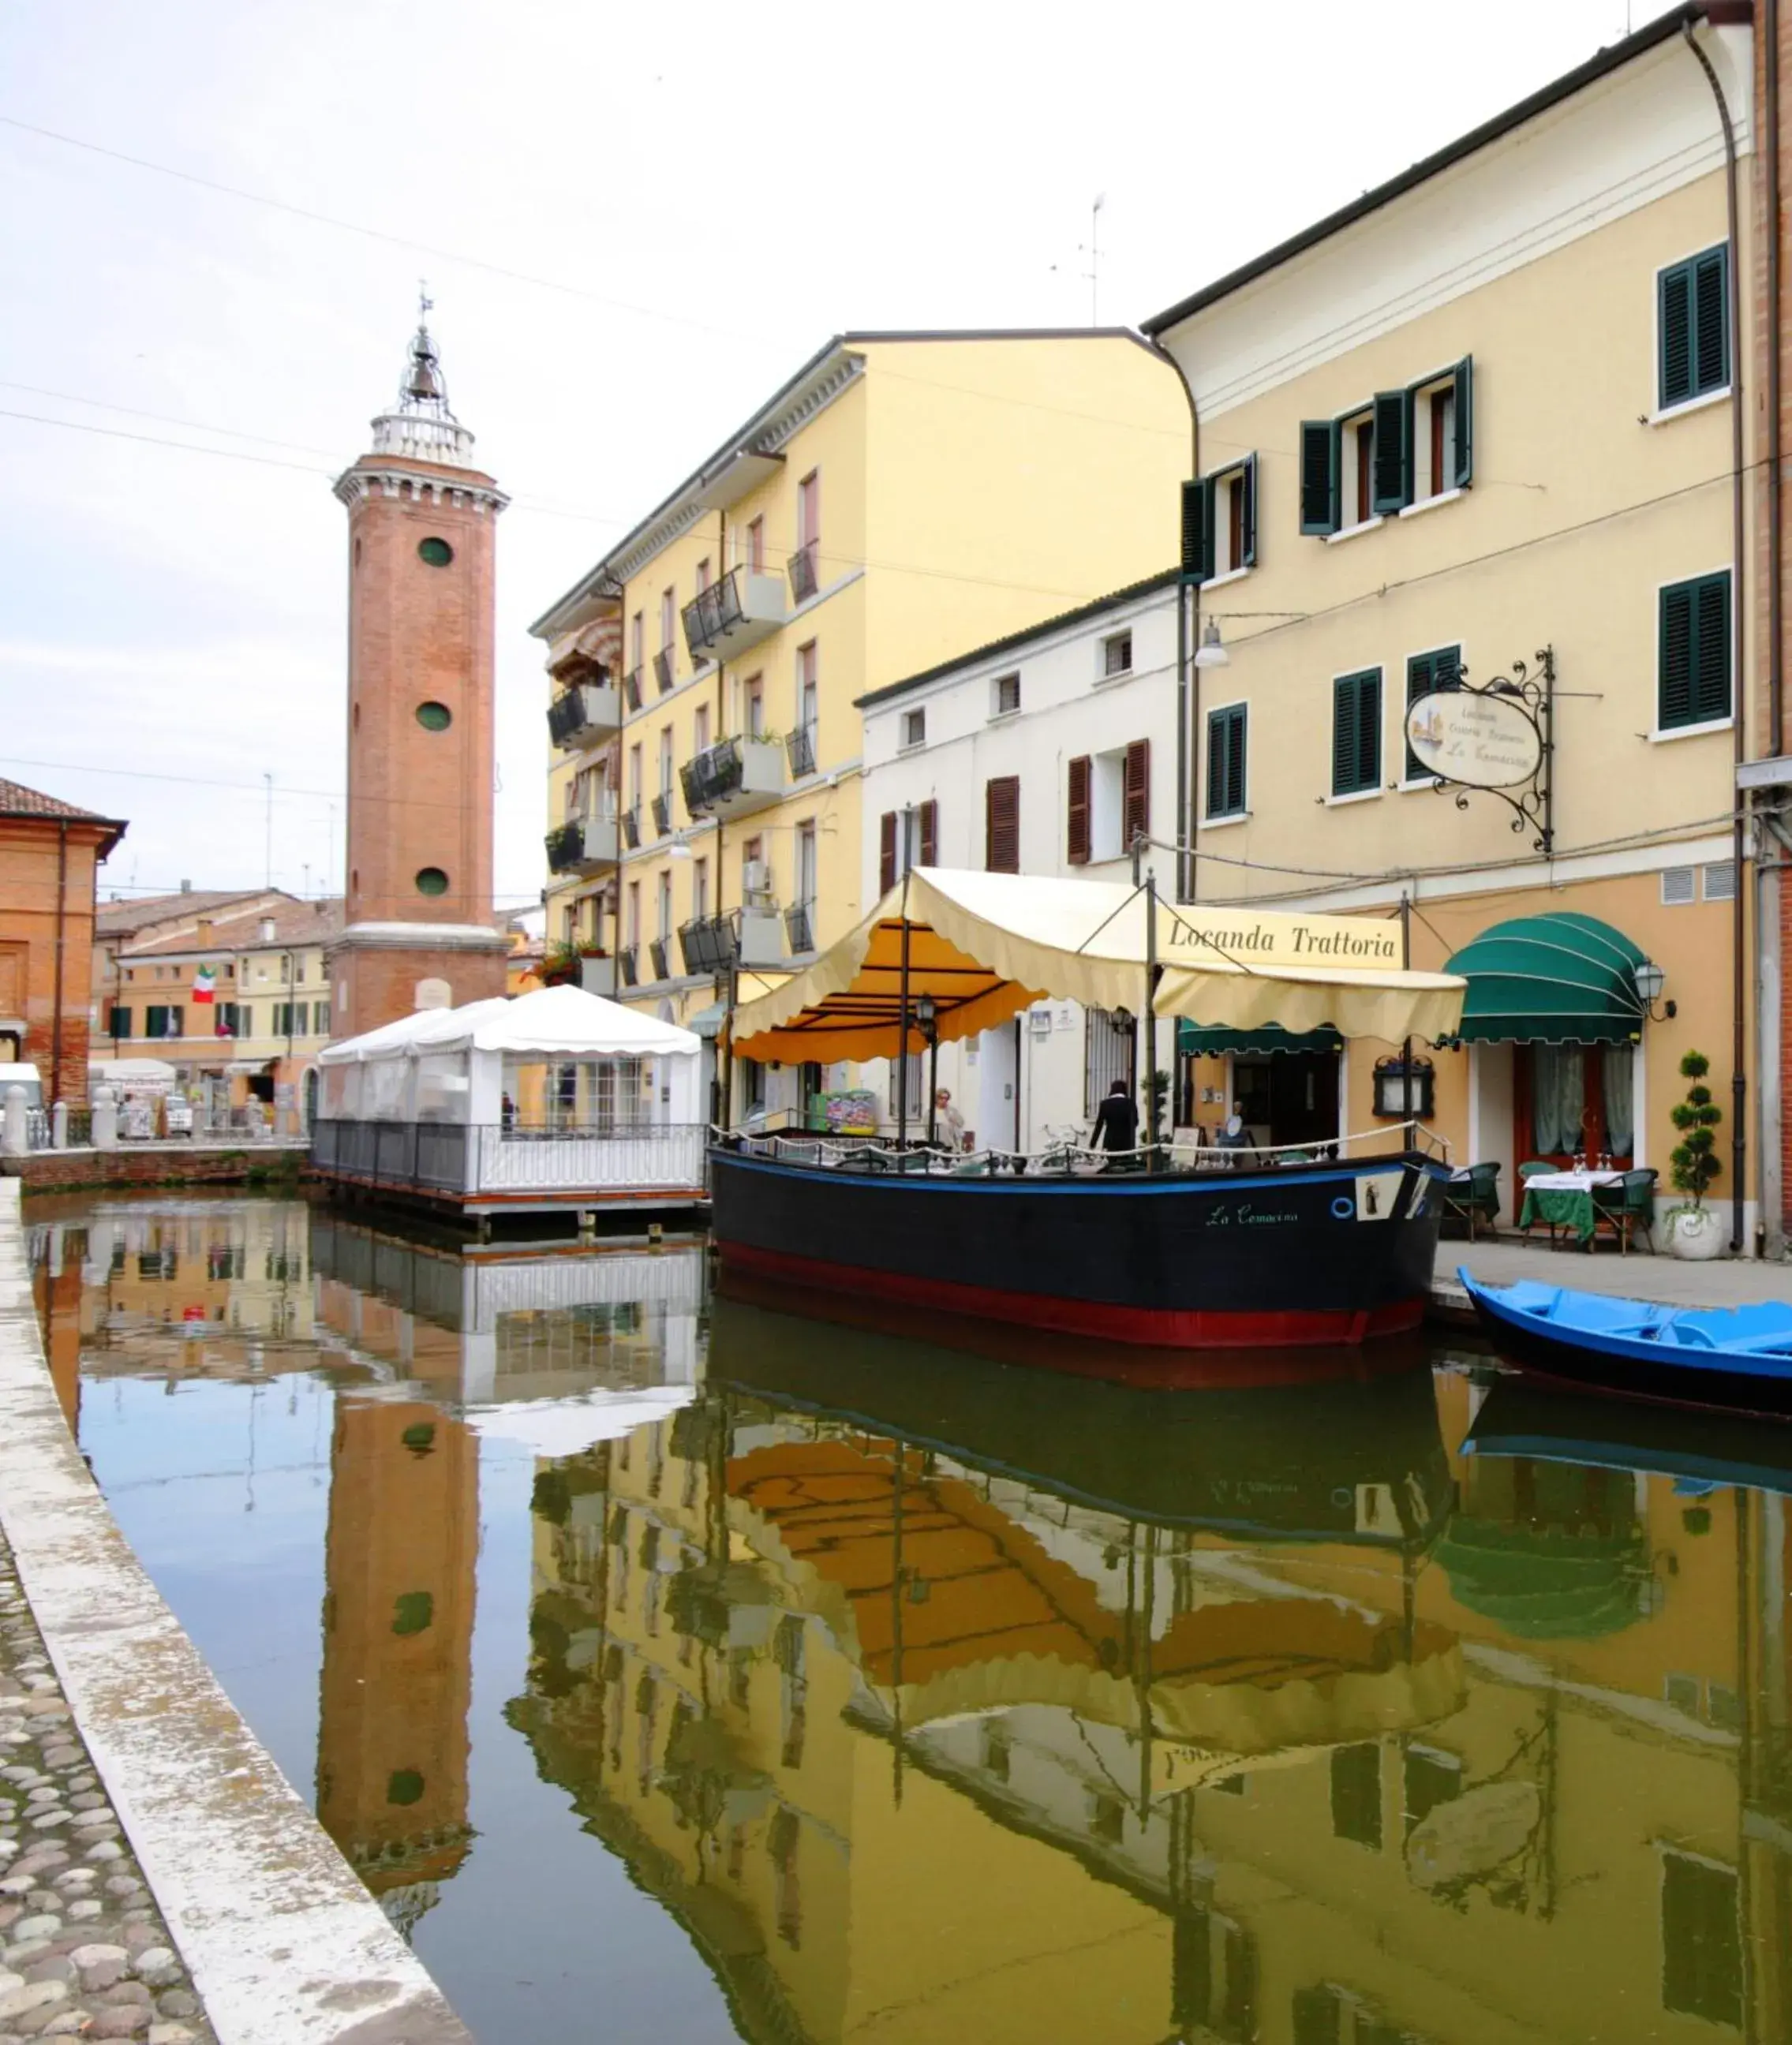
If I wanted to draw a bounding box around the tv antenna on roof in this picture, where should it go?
[1049,193,1107,326]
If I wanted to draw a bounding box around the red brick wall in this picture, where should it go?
[342,460,499,933]
[0,819,111,1105]
[5,1146,313,1192]
[330,941,507,1045]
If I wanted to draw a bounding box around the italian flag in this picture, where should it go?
[192,966,216,1005]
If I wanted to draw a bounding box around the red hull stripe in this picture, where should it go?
[715,1239,1423,1350]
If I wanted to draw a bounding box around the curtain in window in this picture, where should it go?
[1602,1047,1635,1156]
[1531,1045,1584,1156]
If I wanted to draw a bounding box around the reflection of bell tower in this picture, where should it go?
[316,1398,478,1932]
[328,295,510,1040]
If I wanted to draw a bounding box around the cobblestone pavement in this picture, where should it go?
[0,1536,214,2045]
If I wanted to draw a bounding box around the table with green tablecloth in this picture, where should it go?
[1517,1169,1624,1247]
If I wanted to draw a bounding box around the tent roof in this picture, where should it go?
[731,869,1465,1063]
[320,985,700,1064]
[1444,911,1648,1045]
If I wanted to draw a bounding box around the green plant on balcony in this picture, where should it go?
[541,939,608,987]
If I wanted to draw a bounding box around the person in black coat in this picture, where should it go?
[1090,1080,1139,1168]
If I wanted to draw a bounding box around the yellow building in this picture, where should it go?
[529,329,1187,1111]
[1139,16,1760,1239]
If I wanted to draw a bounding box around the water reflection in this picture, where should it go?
[26,1197,1792,2044]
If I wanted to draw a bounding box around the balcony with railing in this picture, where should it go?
[650,791,674,838]
[547,678,621,751]
[681,568,787,667]
[784,900,815,955]
[787,540,819,607]
[678,915,739,978]
[785,722,817,779]
[544,814,619,877]
[679,735,786,823]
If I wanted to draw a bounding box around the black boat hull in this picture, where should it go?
[710,1145,1448,1351]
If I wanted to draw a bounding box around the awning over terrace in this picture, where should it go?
[731,868,1465,1064]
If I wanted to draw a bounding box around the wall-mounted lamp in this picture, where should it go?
[1372,1052,1435,1120]
[1633,959,1675,1020]
[667,832,694,862]
[1194,618,1229,669]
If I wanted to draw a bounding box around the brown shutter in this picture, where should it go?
[918,800,938,869]
[1067,756,1091,865]
[878,811,899,896]
[985,776,1019,873]
[1123,739,1150,848]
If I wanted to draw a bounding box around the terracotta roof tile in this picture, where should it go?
[121,899,344,960]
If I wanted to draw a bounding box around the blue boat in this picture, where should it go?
[1460,1268,1792,1415]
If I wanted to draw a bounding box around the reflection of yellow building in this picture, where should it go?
[316,1396,477,1930]
[504,1306,1786,2045]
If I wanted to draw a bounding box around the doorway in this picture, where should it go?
[1231,1050,1341,1152]
[1514,1044,1636,1167]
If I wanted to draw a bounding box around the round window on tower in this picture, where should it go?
[417,536,454,568]
[416,701,451,731]
[415,867,449,898]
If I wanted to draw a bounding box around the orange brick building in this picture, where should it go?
[0,778,125,1105]
[327,302,509,1039]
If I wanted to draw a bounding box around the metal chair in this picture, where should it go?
[1592,1168,1659,1254]
[1442,1161,1502,1241]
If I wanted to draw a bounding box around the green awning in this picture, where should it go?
[1435,1517,1645,1641]
[1444,912,1648,1045]
[1177,1023,1343,1057]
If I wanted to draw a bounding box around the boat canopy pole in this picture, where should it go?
[1137,833,1160,1172]
[896,861,913,1150]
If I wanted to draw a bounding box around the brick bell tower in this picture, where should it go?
[328,297,510,1039]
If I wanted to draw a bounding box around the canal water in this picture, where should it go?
[24,1192,1786,2045]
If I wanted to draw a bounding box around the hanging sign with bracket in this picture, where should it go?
[1405,647,1554,854]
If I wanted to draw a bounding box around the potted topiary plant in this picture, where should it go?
[1666,1049,1725,1260]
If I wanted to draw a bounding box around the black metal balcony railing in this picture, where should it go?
[651,791,673,838]
[788,540,819,606]
[653,649,674,694]
[785,723,817,779]
[649,937,671,982]
[547,679,609,749]
[679,914,739,978]
[545,821,585,874]
[680,736,747,818]
[681,568,751,663]
[784,901,815,955]
[617,946,638,988]
[622,667,643,712]
[621,806,641,851]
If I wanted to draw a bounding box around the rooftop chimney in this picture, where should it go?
[260,918,276,944]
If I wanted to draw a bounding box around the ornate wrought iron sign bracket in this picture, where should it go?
[1409,645,1554,854]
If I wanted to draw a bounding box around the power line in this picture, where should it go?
[0,113,731,338]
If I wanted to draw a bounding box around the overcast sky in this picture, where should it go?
[1,0,1646,915]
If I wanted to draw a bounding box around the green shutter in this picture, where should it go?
[1180,477,1210,584]
[1659,249,1727,409]
[1371,391,1412,516]
[1207,705,1246,817]
[1693,245,1728,395]
[1405,645,1461,779]
[1300,422,1341,535]
[1333,670,1382,797]
[1660,260,1694,408]
[1452,357,1473,488]
[1659,573,1730,730]
[1239,454,1258,567]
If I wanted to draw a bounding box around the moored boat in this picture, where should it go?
[1460,1268,1792,1415]
[717,867,1467,1358]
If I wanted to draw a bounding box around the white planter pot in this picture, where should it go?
[1667,1207,1727,1261]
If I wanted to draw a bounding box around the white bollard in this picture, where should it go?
[51,1101,68,1150]
[92,1086,118,1152]
[1,1084,27,1159]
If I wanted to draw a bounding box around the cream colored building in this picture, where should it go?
[96,894,342,1123]
[529,329,1187,1115]
[1124,13,1757,1235]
